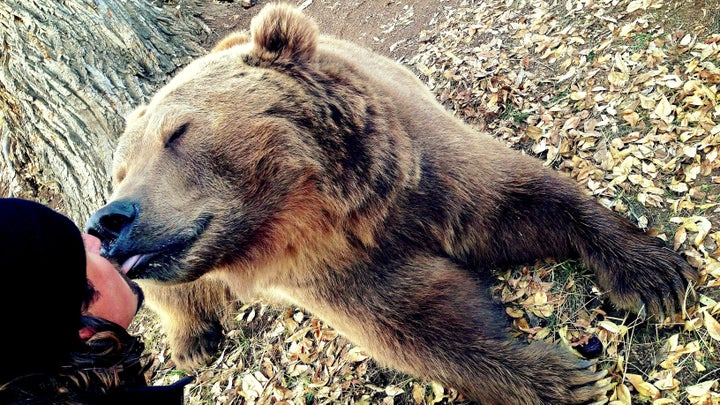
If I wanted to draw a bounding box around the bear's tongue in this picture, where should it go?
[120,255,141,275]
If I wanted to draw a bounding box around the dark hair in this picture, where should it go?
[0,315,149,404]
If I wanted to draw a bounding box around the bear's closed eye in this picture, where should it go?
[165,123,189,148]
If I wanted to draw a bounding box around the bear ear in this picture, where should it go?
[249,2,318,64]
[211,31,251,53]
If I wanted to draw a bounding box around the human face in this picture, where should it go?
[82,234,143,329]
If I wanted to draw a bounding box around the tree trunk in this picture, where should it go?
[0,0,208,224]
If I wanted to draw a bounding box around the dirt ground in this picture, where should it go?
[192,0,463,61]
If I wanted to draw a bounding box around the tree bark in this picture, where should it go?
[0,0,208,224]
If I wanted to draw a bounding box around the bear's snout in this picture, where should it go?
[85,200,139,254]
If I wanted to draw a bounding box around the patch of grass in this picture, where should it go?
[549,90,570,105]
[630,33,653,52]
[548,261,603,330]
[500,105,531,124]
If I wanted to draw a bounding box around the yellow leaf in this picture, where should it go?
[412,383,425,404]
[534,327,551,340]
[668,182,688,193]
[684,95,704,106]
[422,66,437,76]
[355,396,372,405]
[640,93,657,109]
[608,71,629,86]
[683,145,697,158]
[619,22,636,37]
[599,320,620,334]
[653,372,679,391]
[347,347,370,362]
[626,0,649,13]
[691,217,711,246]
[615,383,632,404]
[622,110,640,127]
[685,59,700,74]
[538,305,555,318]
[506,307,525,318]
[661,74,683,89]
[570,91,587,100]
[563,116,581,130]
[674,226,687,250]
[664,333,680,352]
[686,379,716,397]
[429,381,445,404]
[557,67,577,83]
[626,373,661,399]
[241,374,264,399]
[703,310,720,341]
[685,318,702,332]
[385,385,405,397]
[526,125,543,140]
[654,96,674,123]
[680,34,693,47]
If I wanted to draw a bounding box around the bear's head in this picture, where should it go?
[86,3,411,283]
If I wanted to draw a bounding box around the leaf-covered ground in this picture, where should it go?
[133,0,720,403]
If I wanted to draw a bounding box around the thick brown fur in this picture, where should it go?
[87,3,698,404]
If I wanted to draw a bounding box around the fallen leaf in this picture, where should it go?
[654,96,675,124]
[608,71,629,86]
[626,373,661,399]
[385,385,405,397]
[626,0,649,13]
[686,379,716,397]
[703,310,720,341]
[346,347,370,362]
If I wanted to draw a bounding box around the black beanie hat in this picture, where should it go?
[0,198,86,383]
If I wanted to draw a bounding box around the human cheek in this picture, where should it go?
[86,254,138,328]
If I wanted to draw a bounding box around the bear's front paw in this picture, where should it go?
[169,322,225,370]
[597,240,699,319]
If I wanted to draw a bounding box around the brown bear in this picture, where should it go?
[86,3,698,404]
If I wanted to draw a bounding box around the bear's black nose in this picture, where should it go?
[86,201,138,246]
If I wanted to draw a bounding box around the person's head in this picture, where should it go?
[82,233,144,334]
[0,198,147,401]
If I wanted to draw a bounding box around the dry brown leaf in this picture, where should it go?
[385,385,405,397]
[686,380,717,397]
[654,96,675,124]
[608,71,629,87]
[626,373,661,399]
[626,0,650,13]
[614,382,632,404]
[412,383,425,404]
[703,310,720,341]
[621,110,640,127]
[429,381,445,404]
[346,347,370,362]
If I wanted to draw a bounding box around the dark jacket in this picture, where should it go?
[83,376,195,405]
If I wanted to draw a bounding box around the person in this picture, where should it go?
[0,198,193,404]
